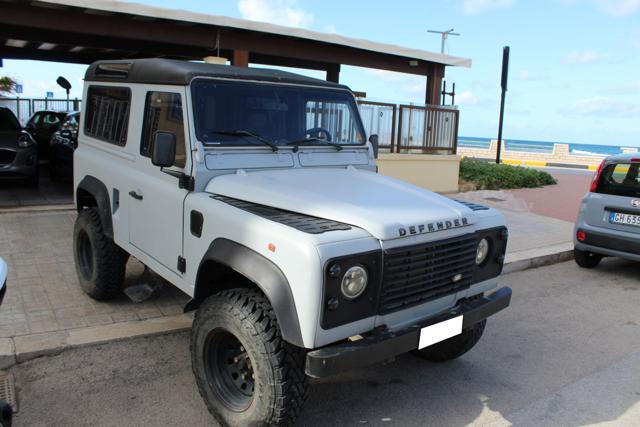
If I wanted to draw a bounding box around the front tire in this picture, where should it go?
[191,289,308,426]
[412,319,486,362]
[574,247,602,268]
[73,207,128,300]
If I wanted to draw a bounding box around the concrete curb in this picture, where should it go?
[503,242,574,274]
[0,244,575,369]
[0,313,193,368]
[0,204,75,215]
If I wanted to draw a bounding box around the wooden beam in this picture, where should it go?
[425,63,445,106]
[326,64,340,83]
[231,49,249,67]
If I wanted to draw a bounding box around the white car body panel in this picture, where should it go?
[205,167,476,241]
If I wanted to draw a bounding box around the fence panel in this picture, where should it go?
[357,100,397,152]
[31,98,81,113]
[0,98,32,124]
[397,104,459,154]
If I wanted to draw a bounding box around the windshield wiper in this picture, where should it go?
[285,137,343,152]
[212,130,279,152]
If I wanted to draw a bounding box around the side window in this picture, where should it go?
[140,92,186,168]
[84,86,131,146]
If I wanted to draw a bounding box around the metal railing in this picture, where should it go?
[358,100,459,154]
[0,97,82,124]
[397,104,459,154]
[357,100,397,152]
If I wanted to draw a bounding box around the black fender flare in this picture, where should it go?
[195,238,304,347]
[76,175,113,239]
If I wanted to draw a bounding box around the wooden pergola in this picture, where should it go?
[0,0,471,106]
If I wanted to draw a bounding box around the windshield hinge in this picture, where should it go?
[178,174,195,191]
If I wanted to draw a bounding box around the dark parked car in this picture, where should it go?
[49,111,79,181]
[25,110,68,159]
[0,107,38,185]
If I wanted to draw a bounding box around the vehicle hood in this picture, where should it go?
[0,130,21,149]
[205,167,476,241]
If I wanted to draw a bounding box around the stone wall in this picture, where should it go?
[457,140,638,170]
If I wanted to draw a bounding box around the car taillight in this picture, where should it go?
[589,160,606,192]
[577,230,586,241]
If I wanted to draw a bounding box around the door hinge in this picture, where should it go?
[177,256,186,273]
[179,174,195,191]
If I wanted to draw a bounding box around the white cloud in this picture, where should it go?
[562,50,609,64]
[237,0,313,28]
[462,0,515,14]
[516,69,547,82]
[324,24,338,34]
[456,90,478,105]
[591,0,640,16]
[562,0,640,16]
[564,96,639,117]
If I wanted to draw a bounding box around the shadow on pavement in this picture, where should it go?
[0,164,73,208]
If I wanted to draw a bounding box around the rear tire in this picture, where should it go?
[191,289,308,426]
[412,319,486,362]
[73,207,128,300]
[574,248,602,269]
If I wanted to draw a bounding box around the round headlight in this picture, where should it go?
[340,265,368,300]
[476,238,490,265]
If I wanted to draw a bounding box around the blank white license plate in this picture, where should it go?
[609,212,640,227]
[418,316,463,349]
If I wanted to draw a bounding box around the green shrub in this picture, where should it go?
[459,158,557,190]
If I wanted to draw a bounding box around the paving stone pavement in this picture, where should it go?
[0,210,188,340]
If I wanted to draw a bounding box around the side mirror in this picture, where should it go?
[151,131,177,167]
[369,134,379,159]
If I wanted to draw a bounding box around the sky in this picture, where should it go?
[1,0,640,146]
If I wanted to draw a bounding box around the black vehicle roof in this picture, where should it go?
[85,58,351,90]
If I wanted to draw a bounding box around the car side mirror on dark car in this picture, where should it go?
[369,134,379,159]
[151,131,177,167]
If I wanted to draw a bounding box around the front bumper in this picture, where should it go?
[305,286,512,378]
[0,146,38,179]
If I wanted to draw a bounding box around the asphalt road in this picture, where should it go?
[10,259,640,426]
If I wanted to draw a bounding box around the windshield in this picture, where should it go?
[191,79,366,148]
[0,109,20,131]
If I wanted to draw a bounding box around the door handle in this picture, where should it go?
[129,190,143,201]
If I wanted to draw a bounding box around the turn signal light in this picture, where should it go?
[577,230,586,242]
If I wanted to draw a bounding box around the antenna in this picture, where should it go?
[427,28,460,53]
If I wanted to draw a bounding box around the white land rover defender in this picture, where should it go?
[73,58,511,426]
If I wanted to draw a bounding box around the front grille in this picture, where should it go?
[0,149,16,165]
[380,234,477,313]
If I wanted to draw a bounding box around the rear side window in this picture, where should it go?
[84,86,131,146]
[596,163,640,197]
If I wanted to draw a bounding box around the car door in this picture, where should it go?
[128,90,191,274]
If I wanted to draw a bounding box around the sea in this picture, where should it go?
[458,136,629,157]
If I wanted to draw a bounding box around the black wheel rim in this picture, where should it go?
[204,329,255,412]
[77,229,94,281]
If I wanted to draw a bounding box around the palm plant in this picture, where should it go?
[0,76,18,95]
